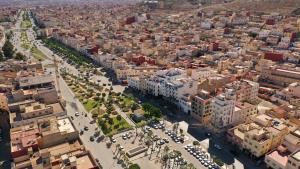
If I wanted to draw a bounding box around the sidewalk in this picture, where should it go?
[113,105,136,127]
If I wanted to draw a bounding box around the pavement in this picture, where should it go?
[9,12,124,169]
[8,11,267,169]
[112,122,213,169]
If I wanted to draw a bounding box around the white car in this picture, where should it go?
[214,144,222,150]
[75,112,80,116]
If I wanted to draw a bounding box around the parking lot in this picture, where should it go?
[111,120,222,169]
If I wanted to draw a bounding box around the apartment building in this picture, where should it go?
[115,65,158,81]
[16,74,54,90]
[191,90,212,124]
[146,76,163,97]
[265,129,300,169]
[260,65,300,86]
[10,117,79,168]
[11,87,59,105]
[0,93,9,111]
[228,114,289,158]
[211,89,236,129]
[226,80,259,103]
[243,127,274,157]
[232,101,258,125]
[286,149,300,169]
[9,102,66,128]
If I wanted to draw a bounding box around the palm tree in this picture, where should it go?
[173,122,179,134]
[160,154,169,169]
[132,126,138,144]
[156,144,162,157]
[115,144,120,156]
[118,150,125,160]
[187,163,195,169]
[123,154,130,168]
[192,141,200,151]
[147,130,153,138]
[139,132,144,142]
[163,145,170,156]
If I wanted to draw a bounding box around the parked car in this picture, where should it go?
[214,144,222,150]
[75,112,80,116]
[90,136,95,141]
[84,126,89,131]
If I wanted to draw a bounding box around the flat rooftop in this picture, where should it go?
[18,74,53,87]
[267,150,288,167]
[292,150,300,161]
[57,118,75,133]
[76,155,95,169]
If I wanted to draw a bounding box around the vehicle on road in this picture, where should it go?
[84,126,89,131]
[97,135,105,143]
[206,132,212,137]
[214,144,222,150]
[90,136,94,142]
[75,112,80,116]
[94,131,100,137]
[89,120,96,124]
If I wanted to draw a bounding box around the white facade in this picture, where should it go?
[259,30,270,39]
[189,67,217,80]
[212,89,236,128]
[200,21,212,29]
[128,76,140,90]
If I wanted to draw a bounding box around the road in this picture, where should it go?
[59,76,123,169]
[10,11,124,169]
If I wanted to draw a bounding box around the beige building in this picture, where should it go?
[10,102,66,128]
[243,128,273,157]
[286,149,300,169]
[191,90,212,124]
[10,116,81,169]
[260,65,300,86]
[22,103,54,120]
[265,129,300,169]
[0,93,9,111]
[228,114,289,158]
[232,101,258,125]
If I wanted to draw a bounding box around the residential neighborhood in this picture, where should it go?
[0,0,300,169]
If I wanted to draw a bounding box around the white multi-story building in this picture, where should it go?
[212,89,236,128]
[146,76,163,97]
[127,76,140,90]
[188,67,217,80]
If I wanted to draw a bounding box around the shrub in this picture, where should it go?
[129,164,140,169]
[213,158,224,166]
[116,115,122,121]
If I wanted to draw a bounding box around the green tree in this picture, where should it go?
[129,164,140,169]
[98,119,105,126]
[15,52,26,60]
[108,117,114,125]
[116,115,122,121]
[2,40,14,59]
[131,103,140,111]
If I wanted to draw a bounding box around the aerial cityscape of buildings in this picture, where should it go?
[0,0,300,169]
